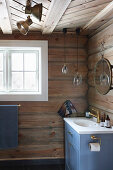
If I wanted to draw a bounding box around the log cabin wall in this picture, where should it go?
[88,23,113,124]
[0,33,88,160]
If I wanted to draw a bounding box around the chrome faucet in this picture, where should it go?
[89,108,100,123]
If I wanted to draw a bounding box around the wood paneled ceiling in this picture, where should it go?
[0,0,113,35]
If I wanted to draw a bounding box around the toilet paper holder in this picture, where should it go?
[91,135,101,145]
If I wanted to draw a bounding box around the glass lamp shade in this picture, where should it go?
[73,72,82,86]
[100,72,109,86]
[62,64,68,74]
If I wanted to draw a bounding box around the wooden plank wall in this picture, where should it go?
[88,23,113,124]
[0,32,88,160]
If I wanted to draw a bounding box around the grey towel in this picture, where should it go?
[0,105,18,149]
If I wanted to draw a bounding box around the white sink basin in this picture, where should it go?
[64,117,113,134]
[73,119,98,127]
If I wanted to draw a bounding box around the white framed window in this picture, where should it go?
[0,40,48,101]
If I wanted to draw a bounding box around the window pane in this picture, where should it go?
[12,72,23,90]
[0,53,3,71]
[24,53,36,71]
[0,72,3,90]
[11,53,23,71]
[24,72,37,90]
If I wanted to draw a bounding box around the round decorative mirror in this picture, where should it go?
[94,58,113,95]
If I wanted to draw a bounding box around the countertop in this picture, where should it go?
[64,117,113,134]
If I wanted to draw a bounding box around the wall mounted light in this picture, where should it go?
[17,0,42,35]
[17,16,33,35]
[25,0,42,21]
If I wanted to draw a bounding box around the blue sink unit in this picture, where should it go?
[64,119,113,170]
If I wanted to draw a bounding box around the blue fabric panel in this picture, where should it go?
[0,105,18,149]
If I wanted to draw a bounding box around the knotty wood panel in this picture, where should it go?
[88,22,113,123]
[56,0,112,32]
[0,33,88,160]
[66,0,111,14]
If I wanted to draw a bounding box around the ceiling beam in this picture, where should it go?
[0,0,12,34]
[42,0,71,34]
[89,17,113,38]
[83,1,113,30]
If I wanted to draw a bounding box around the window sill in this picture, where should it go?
[0,93,48,101]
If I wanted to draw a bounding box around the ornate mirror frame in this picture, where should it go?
[94,58,113,95]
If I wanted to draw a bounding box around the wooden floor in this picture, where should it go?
[0,164,64,170]
[0,158,65,170]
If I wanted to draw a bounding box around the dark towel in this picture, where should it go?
[58,100,77,118]
[0,105,18,149]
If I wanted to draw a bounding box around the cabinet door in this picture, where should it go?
[65,137,70,169]
[70,143,79,170]
[65,138,79,170]
[80,134,113,170]
[65,122,80,149]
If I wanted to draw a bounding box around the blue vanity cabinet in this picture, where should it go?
[65,122,80,170]
[65,122,113,170]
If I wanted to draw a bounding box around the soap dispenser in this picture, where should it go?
[100,115,104,127]
[105,115,111,128]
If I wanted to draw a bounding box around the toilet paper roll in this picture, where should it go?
[89,143,100,152]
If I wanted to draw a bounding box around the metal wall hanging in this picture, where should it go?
[94,42,113,95]
[73,28,82,86]
[62,28,68,74]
